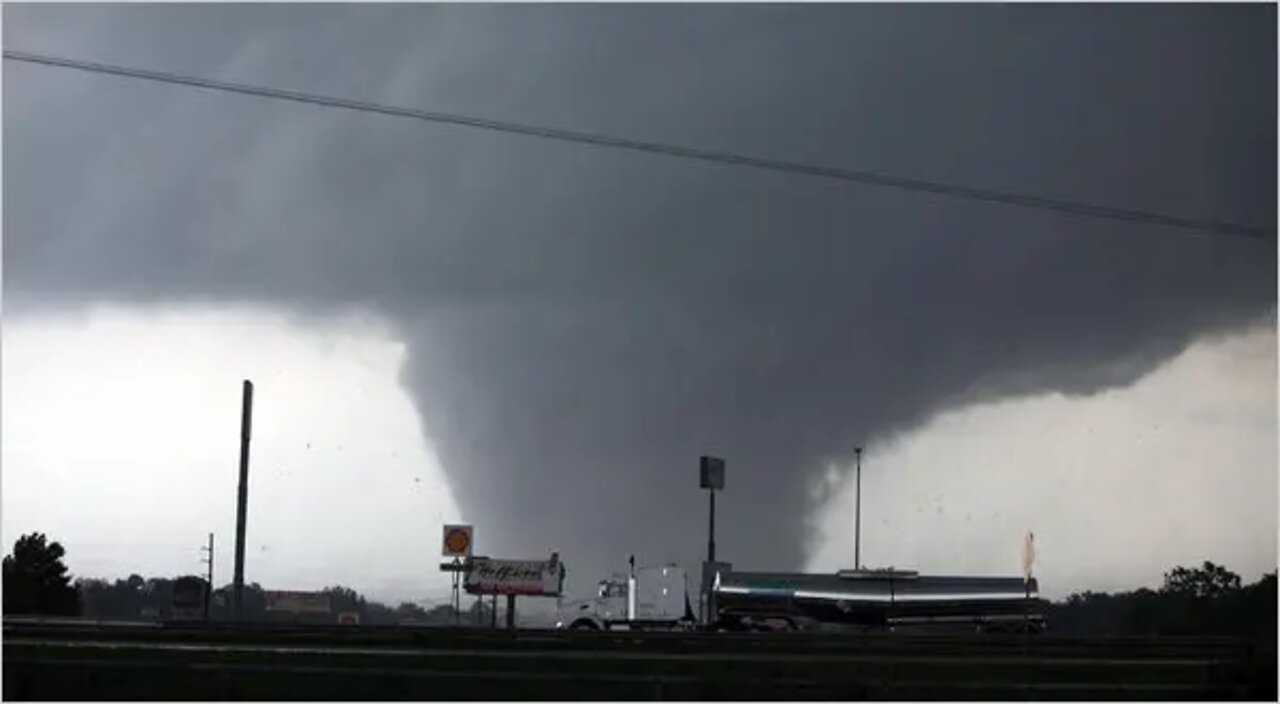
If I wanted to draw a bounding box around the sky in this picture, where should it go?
[2,4,1276,605]
[806,319,1276,598]
[2,306,463,605]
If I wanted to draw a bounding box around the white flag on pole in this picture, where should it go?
[1021,531,1036,583]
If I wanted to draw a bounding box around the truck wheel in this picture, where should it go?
[569,619,599,631]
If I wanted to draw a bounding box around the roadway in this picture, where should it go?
[4,618,1275,700]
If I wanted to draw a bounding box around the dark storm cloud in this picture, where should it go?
[4,4,1274,582]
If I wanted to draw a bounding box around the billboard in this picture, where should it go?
[265,590,333,614]
[464,556,564,597]
[700,456,725,490]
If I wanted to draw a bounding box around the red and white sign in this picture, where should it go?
[464,556,564,597]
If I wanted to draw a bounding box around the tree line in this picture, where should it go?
[3,532,492,626]
[4,532,1274,637]
[73,576,494,626]
[1042,561,1277,638]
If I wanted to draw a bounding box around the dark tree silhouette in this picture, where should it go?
[322,585,362,613]
[1046,564,1275,637]
[1162,561,1243,598]
[3,533,81,616]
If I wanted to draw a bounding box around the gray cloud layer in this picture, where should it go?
[5,4,1274,582]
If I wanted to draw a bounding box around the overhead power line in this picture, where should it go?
[4,48,1272,242]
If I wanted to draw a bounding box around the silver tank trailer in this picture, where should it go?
[712,569,1040,630]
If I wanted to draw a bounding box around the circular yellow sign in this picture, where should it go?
[444,528,471,554]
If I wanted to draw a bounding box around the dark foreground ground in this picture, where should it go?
[4,619,1276,700]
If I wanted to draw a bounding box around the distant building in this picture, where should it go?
[171,576,207,621]
[263,590,334,625]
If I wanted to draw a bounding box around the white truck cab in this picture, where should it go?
[556,560,695,631]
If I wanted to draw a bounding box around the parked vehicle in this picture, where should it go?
[555,558,696,631]
[557,561,1044,633]
[714,568,1044,633]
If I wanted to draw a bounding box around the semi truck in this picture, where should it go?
[555,558,697,631]
[556,560,1043,633]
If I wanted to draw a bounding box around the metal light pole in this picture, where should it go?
[708,490,716,562]
[699,456,725,625]
[700,456,725,562]
[854,446,863,570]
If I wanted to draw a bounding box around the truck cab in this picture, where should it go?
[556,564,695,631]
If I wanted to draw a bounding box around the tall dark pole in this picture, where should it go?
[854,446,863,570]
[708,490,716,563]
[233,380,254,619]
[699,455,725,625]
[451,563,460,627]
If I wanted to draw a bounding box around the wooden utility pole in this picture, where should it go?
[233,380,254,618]
[200,533,214,621]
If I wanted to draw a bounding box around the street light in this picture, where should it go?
[700,456,725,562]
[699,455,726,626]
[854,446,863,570]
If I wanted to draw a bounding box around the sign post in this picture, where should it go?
[452,560,460,625]
[699,456,725,625]
[700,456,725,561]
[442,525,473,626]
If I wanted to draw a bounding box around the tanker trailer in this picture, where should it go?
[712,568,1043,633]
[888,573,1043,632]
